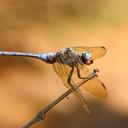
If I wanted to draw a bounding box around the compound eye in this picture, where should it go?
[85,59,93,65]
[82,51,93,65]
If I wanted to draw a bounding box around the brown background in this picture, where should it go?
[0,0,128,128]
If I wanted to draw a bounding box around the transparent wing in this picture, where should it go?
[78,64,107,98]
[72,46,106,60]
[53,62,107,99]
[53,63,90,112]
[53,62,107,112]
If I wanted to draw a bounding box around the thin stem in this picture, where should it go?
[22,69,98,128]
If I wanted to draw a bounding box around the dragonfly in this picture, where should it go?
[0,46,107,112]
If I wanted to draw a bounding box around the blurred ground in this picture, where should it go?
[0,0,128,128]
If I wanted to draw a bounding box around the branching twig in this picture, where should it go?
[22,69,98,128]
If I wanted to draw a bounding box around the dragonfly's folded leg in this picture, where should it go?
[67,67,81,90]
[67,66,75,88]
[76,66,88,79]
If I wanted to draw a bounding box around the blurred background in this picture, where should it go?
[0,0,128,128]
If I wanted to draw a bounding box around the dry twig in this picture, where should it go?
[22,69,98,128]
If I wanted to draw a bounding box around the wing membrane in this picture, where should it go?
[53,63,90,112]
[53,62,107,112]
[78,64,107,98]
[72,46,106,60]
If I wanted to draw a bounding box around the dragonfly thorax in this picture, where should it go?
[55,48,83,67]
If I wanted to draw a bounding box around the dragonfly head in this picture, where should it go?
[81,51,93,65]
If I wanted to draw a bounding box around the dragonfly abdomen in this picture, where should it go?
[39,53,56,64]
[0,51,56,64]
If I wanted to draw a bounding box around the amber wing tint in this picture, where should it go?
[72,46,106,60]
[53,63,90,112]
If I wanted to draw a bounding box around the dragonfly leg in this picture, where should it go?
[76,66,87,79]
[67,66,75,87]
[67,66,81,92]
